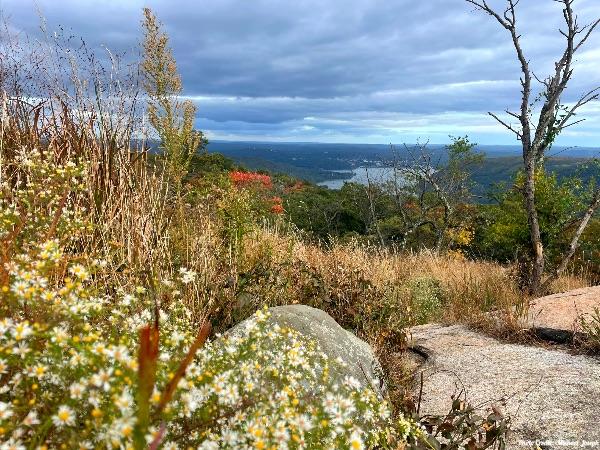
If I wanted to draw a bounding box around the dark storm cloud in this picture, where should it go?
[2,0,599,144]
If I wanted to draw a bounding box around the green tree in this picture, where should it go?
[284,184,366,240]
[476,170,599,284]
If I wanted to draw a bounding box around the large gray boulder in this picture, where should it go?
[408,323,600,449]
[230,305,385,395]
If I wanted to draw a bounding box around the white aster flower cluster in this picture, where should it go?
[0,148,89,246]
[163,309,420,449]
[1,274,421,449]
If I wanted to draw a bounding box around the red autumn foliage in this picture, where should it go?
[229,171,285,214]
[271,196,284,214]
[230,171,272,188]
[271,204,284,214]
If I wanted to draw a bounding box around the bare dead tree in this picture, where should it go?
[466,0,600,294]
[402,143,454,251]
[385,138,482,252]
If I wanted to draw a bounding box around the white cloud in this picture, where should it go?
[2,0,599,144]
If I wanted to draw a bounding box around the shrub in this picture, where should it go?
[142,8,207,188]
[579,308,600,353]
[409,277,444,325]
[418,398,509,450]
[218,186,260,255]
[1,287,423,448]
[475,171,595,268]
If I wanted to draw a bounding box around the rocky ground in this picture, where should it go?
[409,286,600,450]
[526,285,600,343]
[409,324,600,449]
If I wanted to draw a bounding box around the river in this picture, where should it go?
[317,166,403,189]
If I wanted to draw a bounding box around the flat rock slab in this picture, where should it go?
[409,324,600,449]
[527,286,600,342]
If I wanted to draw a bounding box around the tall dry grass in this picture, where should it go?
[0,20,183,316]
[240,228,524,320]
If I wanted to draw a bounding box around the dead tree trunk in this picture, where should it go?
[524,155,544,294]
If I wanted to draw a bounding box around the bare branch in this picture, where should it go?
[505,109,521,120]
[541,187,600,292]
[489,111,522,138]
[532,71,549,87]
[466,0,511,29]
[573,18,600,53]
[560,117,586,129]
[556,87,600,130]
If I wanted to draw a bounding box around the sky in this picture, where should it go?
[1,0,600,145]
